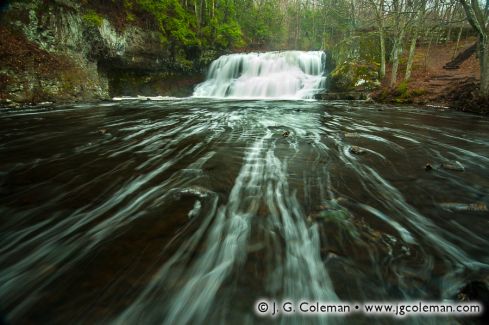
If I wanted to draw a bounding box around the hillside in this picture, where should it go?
[371,37,488,113]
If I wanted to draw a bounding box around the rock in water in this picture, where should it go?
[349,146,366,155]
[188,200,202,219]
[172,185,213,200]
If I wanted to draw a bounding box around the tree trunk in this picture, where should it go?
[446,5,454,44]
[458,0,489,98]
[379,26,386,78]
[379,0,386,78]
[389,0,405,88]
[390,41,401,88]
[200,0,205,26]
[424,32,434,71]
[296,1,301,49]
[368,0,386,78]
[452,23,464,59]
[480,37,489,97]
[405,0,426,81]
[404,33,417,81]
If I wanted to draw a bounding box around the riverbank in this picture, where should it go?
[312,37,486,114]
[371,38,488,114]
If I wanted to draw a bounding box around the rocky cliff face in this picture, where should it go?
[0,0,207,104]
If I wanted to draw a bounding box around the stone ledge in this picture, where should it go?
[314,92,369,100]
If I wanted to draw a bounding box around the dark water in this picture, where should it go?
[0,99,488,324]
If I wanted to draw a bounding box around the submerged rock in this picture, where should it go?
[440,202,488,212]
[424,161,465,172]
[442,161,465,172]
[309,199,350,222]
[309,199,359,237]
[318,208,350,221]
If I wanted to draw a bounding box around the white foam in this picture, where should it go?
[193,51,327,99]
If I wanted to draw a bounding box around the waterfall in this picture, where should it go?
[193,51,327,99]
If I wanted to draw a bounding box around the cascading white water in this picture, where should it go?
[193,51,327,99]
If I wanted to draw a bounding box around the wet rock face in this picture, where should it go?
[315,60,379,101]
[1,0,108,103]
[0,22,108,103]
[0,0,206,103]
[86,20,173,72]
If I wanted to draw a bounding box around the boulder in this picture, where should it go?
[328,60,380,93]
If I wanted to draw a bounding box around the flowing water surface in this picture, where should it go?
[0,99,489,324]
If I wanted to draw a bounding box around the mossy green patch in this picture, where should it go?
[393,81,427,102]
[82,10,104,28]
[329,60,380,92]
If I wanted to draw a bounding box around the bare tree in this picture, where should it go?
[404,0,427,82]
[368,0,387,78]
[458,0,489,97]
[390,0,408,87]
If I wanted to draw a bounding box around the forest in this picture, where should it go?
[1,0,488,105]
[82,0,487,97]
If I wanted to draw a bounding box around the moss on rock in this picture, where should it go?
[372,82,428,104]
[82,10,104,28]
[329,60,380,92]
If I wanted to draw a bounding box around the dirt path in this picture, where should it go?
[375,37,483,110]
[409,38,479,103]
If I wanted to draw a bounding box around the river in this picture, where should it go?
[0,98,488,324]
